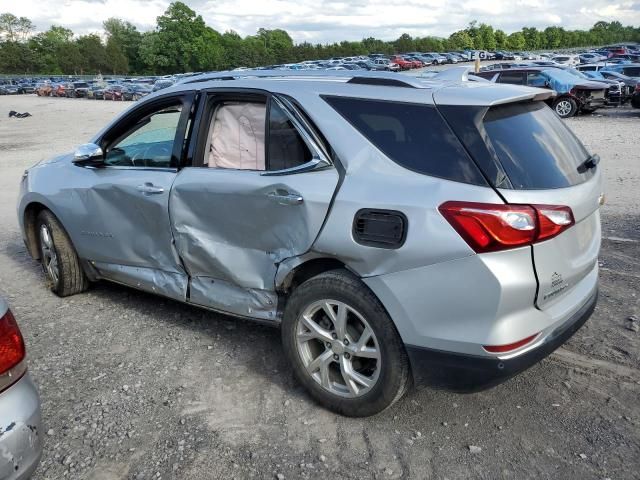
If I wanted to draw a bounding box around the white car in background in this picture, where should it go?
[552,54,580,66]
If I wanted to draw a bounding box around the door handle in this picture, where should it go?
[267,191,304,205]
[136,183,164,195]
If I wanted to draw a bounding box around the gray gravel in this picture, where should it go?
[0,96,638,480]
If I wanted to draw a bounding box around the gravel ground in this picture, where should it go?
[0,95,638,480]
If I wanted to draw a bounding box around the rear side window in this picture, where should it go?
[498,72,525,84]
[324,96,487,185]
[483,102,593,189]
[622,67,640,76]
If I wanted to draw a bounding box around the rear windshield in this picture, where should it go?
[483,102,593,189]
[324,96,487,185]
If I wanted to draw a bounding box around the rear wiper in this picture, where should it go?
[578,154,600,173]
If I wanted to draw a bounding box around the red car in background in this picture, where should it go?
[389,56,414,70]
[403,56,424,68]
[53,83,67,97]
[103,85,124,101]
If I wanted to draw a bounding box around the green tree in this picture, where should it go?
[494,29,507,49]
[141,2,224,73]
[506,32,526,50]
[0,13,34,41]
[478,24,496,51]
[105,37,128,74]
[448,30,473,50]
[103,18,143,73]
[522,27,542,50]
[77,34,107,73]
[257,28,294,63]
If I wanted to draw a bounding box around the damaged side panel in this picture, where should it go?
[169,167,339,293]
[91,261,187,301]
[190,276,278,321]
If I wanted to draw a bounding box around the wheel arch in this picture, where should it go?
[277,256,352,293]
[23,201,49,260]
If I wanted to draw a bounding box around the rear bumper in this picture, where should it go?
[406,288,597,392]
[0,374,43,480]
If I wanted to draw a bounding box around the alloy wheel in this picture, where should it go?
[39,224,59,284]
[295,299,381,398]
[555,100,572,117]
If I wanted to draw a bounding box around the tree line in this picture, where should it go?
[0,2,638,76]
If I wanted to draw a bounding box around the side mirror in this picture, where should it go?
[73,143,104,167]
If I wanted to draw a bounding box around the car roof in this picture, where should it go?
[154,68,552,107]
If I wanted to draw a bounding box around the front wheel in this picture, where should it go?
[282,270,411,417]
[36,210,89,297]
[553,97,578,118]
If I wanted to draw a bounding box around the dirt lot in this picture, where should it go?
[0,95,638,480]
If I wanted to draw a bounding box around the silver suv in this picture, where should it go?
[18,69,601,416]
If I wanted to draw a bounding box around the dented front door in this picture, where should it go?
[72,167,188,301]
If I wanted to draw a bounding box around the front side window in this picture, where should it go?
[105,104,182,168]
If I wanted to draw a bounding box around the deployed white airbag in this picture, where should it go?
[208,102,266,170]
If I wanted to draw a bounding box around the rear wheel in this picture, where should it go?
[282,269,410,417]
[36,210,89,297]
[553,97,578,118]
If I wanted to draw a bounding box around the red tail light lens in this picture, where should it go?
[483,333,539,353]
[439,201,575,253]
[0,309,26,376]
[535,205,575,241]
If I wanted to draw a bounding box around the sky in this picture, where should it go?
[4,0,640,43]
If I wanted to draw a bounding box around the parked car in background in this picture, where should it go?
[583,70,636,103]
[123,84,153,101]
[87,85,105,100]
[389,56,413,70]
[602,63,640,79]
[152,79,175,92]
[0,296,43,479]
[103,85,124,101]
[17,83,36,94]
[370,58,399,71]
[53,83,68,97]
[35,83,53,96]
[18,69,602,417]
[0,84,19,95]
[64,81,90,98]
[579,53,606,64]
[632,83,640,108]
[476,67,607,117]
[551,54,580,66]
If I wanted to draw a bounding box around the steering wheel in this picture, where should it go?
[131,144,172,167]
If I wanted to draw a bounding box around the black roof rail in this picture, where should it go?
[180,69,428,89]
[347,77,416,88]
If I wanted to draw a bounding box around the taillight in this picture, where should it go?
[439,201,575,253]
[635,84,640,93]
[483,333,539,353]
[535,205,574,241]
[0,309,26,376]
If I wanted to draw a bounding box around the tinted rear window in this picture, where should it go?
[324,96,487,185]
[622,67,640,76]
[483,102,593,189]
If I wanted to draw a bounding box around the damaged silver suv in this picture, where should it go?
[18,69,601,416]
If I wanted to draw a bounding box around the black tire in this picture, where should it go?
[36,210,89,297]
[553,97,578,118]
[282,269,411,417]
